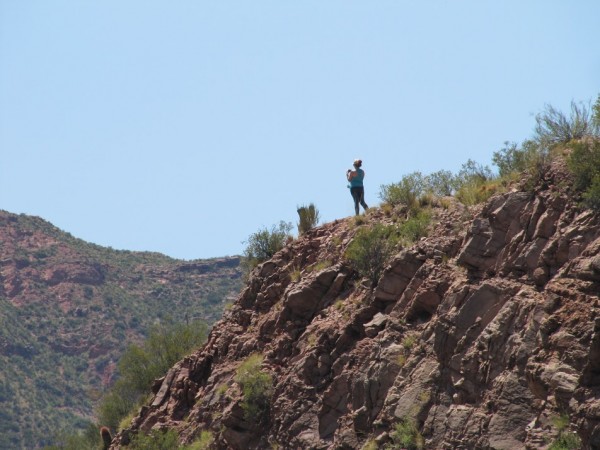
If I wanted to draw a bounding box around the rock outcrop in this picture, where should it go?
[113,163,600,449]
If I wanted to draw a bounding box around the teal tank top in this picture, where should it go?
[350,169,364,188]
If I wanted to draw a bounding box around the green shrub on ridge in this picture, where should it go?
[379,172,425,213]
[242,221,293,274]
[345,224,400,286]
[388,416,424,449]
[234,353,273,423]
[398,210,431,244]
[97,320,208,432]
[535,101,595,149]
[568,139,600,210]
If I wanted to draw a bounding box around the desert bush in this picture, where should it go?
[398,210,431,243]
[289,267,302,282]
[97,389,136,434]
[456,181,501,206]
[234,353,273,422]
[352,214,367,226]
[523,142,554,190]
[548,432,582,450]
[242,221,293,273]
[454,159,497,206]
[309,260,332,273]
[184,431,214,450]
[297,203,320,235]
[97,320,208,431]
[401,335,417,350]
[546,413,581,450]
[582,177,600,211]
[492,140,539,178]
[379,172,425,213]
[128,429,180,450]
[345,224,400,286]
[535,101,595,148]
[423,169,457,196]
[567,140,600,210]
[388,416,424,450]
[43,423,101,450]
[455,159,494,187]
[567,140,600,191]
[361,440,378,450]
[551,413,570,431]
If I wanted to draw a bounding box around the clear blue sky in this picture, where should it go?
[1,1,598,260]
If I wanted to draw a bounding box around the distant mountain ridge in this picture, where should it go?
[0,210,243,449]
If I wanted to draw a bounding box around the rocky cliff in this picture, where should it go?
[113,161,600,449]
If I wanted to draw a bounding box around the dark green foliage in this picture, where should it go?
[128,429,180,450]
[456,159,494,186]
[546,414,581,450]
[380,162,498,210]
[345,224,401,286]
[380,164,497,209]
[582,176,600,210]
[388,417,424,449]
[567,140,600,192]
[379,172,425,212]
[126,429,212,450]
[423,170,457,196]
[567,140,600,210]
[548,432,582,450]
[297,203,320,235]
[42,423,102,450]
[398,210,432,243]
[454,159,497,206]
[242,221,293,272]
[492,140,538,178]
[97,320,208,431]
[491,98,600,193]
[234,353,273,423]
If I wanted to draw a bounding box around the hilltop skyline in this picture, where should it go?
[1,1,599,259]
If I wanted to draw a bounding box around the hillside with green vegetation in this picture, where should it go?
[0,211,243,449]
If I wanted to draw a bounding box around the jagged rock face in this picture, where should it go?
[116,168,600,449]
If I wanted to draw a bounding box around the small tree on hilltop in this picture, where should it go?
[423,170,457,196]
[492,141,540,178]
[242,221,293,273]
[379,172,425,214]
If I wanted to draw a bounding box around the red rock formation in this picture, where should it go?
[113,162,600,449]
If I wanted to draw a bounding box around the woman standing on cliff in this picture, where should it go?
[347,159,369,216]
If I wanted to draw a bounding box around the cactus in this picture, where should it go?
[100,426,112,450]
